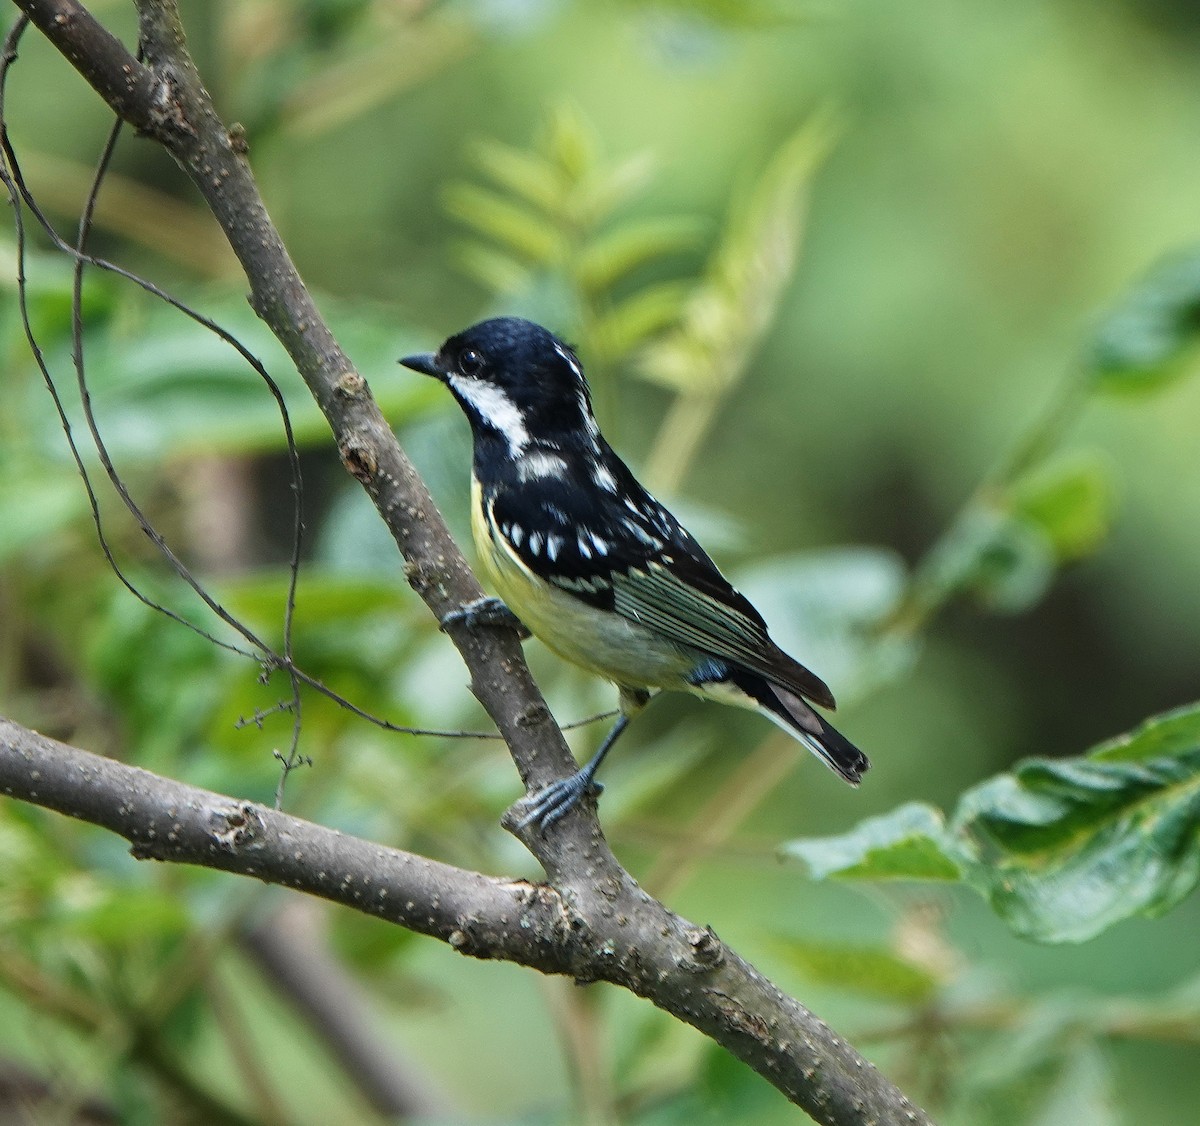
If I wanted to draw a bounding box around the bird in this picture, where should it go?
[400,316,868,831]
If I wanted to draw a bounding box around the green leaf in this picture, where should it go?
[442,183,563,265]
[471,138,563,213]
[647,0,821,27]
[592,281,692,359]
[638,113,836,395]
[774,936,942,1003]
[602,723,714,824]
[632,1042,782,1123]
[612,1007,676,1092]
[1007,451,1114,562]
[953,1020,1119,1126]
[448,105,684,343]
[1087,245,1200,394]
[577,216,702,294]
[787,704,1200,943]
[781,801,967,881]
[696,1044,781,1119]
[0,474,89,562]
[84,587,229,768]
[449,240,534,295]
[576,152,658,226]
[34,290,437,460]
[956,752,1200,942]
[914,504,1056,615]
[62,886,189,945]
[1090,701,1200,763]
[545,102,599,185]
[1027,1043,1119,1126]
[224,571,407,627]
[0,238,120,343]
[634,331,708,392]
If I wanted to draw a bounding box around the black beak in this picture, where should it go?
[398,351,445,379]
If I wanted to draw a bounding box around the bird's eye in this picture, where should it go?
[459,349,485,376]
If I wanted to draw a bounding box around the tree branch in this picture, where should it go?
[2,717,929,1124]
[12,0,581,866]
[241,900,458,1121]
[3,3,933,1122]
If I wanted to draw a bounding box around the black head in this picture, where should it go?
[399,317,596,452]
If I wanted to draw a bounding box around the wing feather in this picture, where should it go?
[488,440,836,710]
[611,561,835,709]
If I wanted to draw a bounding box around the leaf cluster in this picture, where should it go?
[448,103,699,367]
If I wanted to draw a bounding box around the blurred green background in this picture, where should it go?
[2,0,1200,1122]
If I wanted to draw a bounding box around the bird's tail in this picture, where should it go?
[733,672,869,785]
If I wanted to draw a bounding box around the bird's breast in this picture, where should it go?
[470,475,696,691]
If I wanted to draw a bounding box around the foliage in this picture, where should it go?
[783,704,1200,942]
[780,247,1200,953]
[1087,245,1200,396]
[448,102,699,370]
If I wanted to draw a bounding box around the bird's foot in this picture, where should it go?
[440,596,530,639]
[513,771,604,834]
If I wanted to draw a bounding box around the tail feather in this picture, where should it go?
[732,672,869,785]
[798,708,870,785]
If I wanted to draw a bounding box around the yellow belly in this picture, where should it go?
[470,477,694,691]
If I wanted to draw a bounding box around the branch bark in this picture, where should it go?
[4,4,933,1123]
[2,717,928,1124]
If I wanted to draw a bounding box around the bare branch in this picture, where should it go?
[242,899,457,1121]
[1,718,930,1124]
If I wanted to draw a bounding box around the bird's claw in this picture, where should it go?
[440,596,530,639]
[514,773,604,834]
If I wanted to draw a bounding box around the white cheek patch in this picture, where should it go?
[449,375,529,454]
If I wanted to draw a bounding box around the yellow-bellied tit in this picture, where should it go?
[400,317,868,831]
